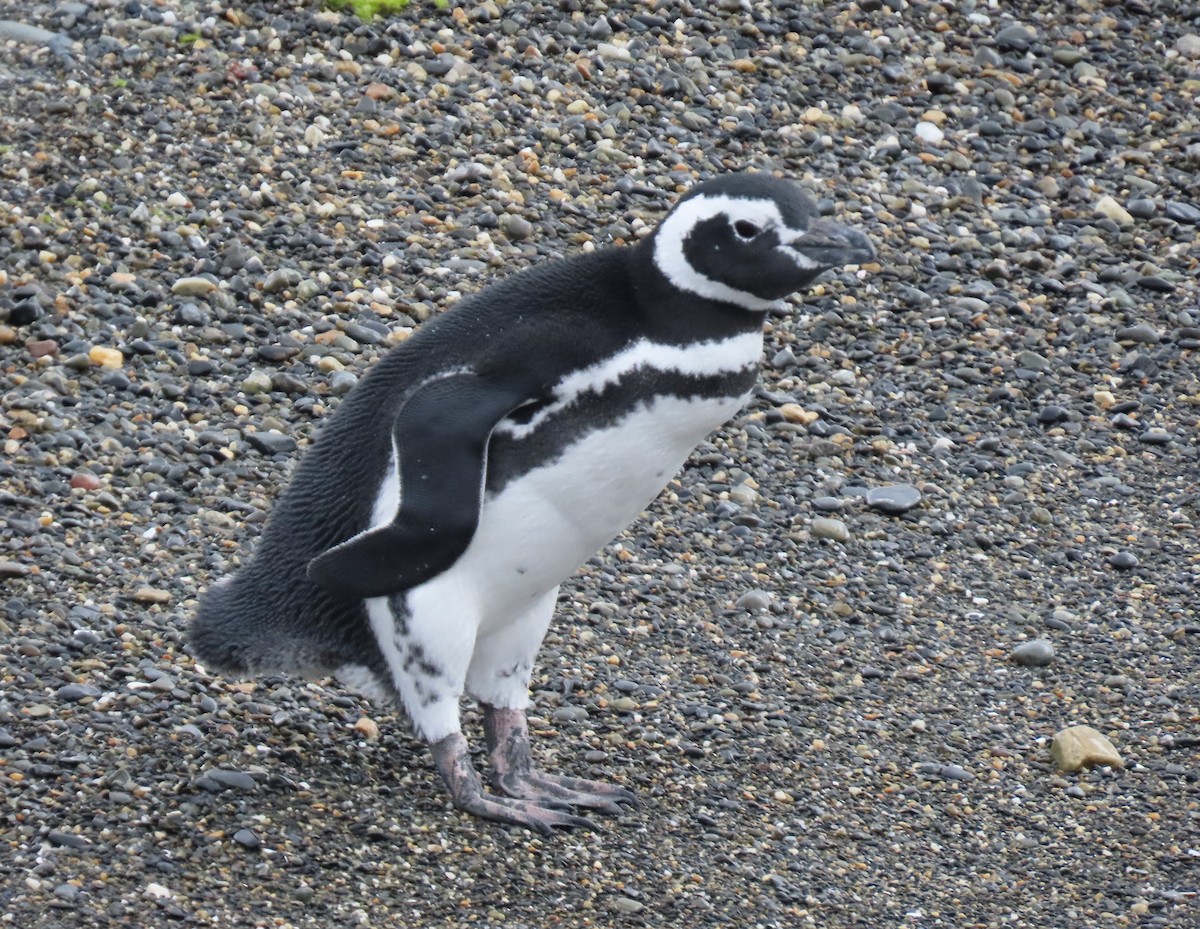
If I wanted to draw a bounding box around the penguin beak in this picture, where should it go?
[780,220,875,271]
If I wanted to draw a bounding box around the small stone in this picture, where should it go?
[56,683,101,702]
[1164,201,1200,224]
[1176,34,1200,59]
[364,82,394,100]
[132,587,172,604]
[811,517,851,542]
[1010,639,1055,667]
[353,717,380,740]
[241,370,273,394]
[914,121,944,145]
[232,829,261,850]
[0,561,31,578]
[47,830,90,848]
[171,276,217,297]
[779,403,819,425]
[199,769,258,792]
[1106,551,1139,570]
[995,24,1034,52]
[1037,405,1068,424]
[244,430,297,455]
[812,496,842,512]
[88,345,123,369]
[1139,428,1173,445]
[26,338,58,358]
[611,897,645,915]
[501,214,533,240]
[1093,196,1133,226]
[865,484,921,514]
[262,268,303,293]
[736,589,773,612]
[329,371,358,395]
[70,471,101,490]
[1050,725,1123,772]
[1126,198,1157,219]
[1093,390,1117,410]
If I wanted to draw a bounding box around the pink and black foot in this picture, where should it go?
[483,705,639,816]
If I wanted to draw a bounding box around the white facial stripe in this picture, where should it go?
[653,193,807,311]
[494,329,763,439]
[778,244,819,271]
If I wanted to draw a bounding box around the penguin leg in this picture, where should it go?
[379,588,594,834]
[466,588,638,814]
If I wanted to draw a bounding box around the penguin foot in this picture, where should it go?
[495,770,639,815]
[430,732,597,835]
[483,704,639,815]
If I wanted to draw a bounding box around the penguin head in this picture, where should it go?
[651,173,875,312]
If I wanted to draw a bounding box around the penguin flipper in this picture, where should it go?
[307,371,532,599]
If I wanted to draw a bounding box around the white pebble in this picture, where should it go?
[914,121,944,145]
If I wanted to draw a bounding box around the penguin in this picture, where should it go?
[190,172,875,833]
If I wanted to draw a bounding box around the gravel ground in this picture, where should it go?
[2,0,1199,926]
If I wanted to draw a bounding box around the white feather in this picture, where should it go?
[494,329,763,440]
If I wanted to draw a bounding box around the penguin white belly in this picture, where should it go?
[411,392,748,629]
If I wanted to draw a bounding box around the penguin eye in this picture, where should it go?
[732,219,762,240]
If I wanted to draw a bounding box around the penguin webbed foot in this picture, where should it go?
[494,769,639,816]
[430,732,598,835]
[483,704,639,816]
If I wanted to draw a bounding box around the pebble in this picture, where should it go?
[232,829,261,850]
[241,370,273,394]
[811,517,851,542]
[1050,725,1123,772]
[197,769,258,792]
[1010,639,1055,667]
[87,346,123,369]
[736,589,773,612]
[1176,34,1200,59]
[1094,196,1133,226]
[865,484,922,514]
[244,430,298,455]
[914,121,944,145]
[132,587,172,604]
[171,276,217,297]
[1106,551,1139,570]
[1164,201,1200,224]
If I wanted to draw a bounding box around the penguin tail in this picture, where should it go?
[188,577,254,676]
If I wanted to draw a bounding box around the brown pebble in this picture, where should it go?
[27,339,59,358]
[779,403,819,425]
[70,471,102,490]
[364,82,394,100]
[132,587,172,604]
[353,717,380,740]
[1050,725,1124,772]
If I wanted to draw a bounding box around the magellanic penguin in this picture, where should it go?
[190,172,875,833]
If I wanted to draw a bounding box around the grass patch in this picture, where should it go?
[326,0,447,19]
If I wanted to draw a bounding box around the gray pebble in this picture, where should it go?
[736,589,773,612]
[811,517,851,543]
[1011,639,1055,667]
[866,484,921,514]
